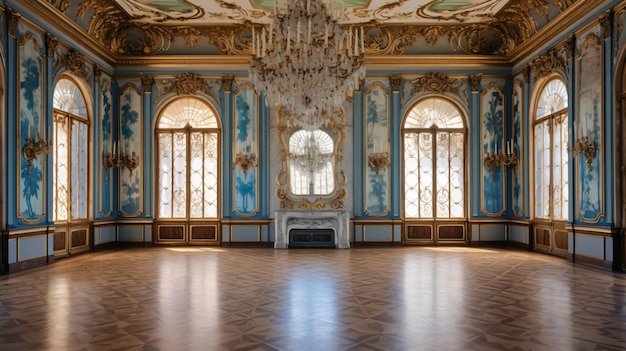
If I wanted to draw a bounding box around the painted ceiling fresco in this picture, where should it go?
[37,0,580,56]
[114,0,512,25]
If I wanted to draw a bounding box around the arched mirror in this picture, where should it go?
[276,110,347,209]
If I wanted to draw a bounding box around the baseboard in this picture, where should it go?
[3,255,54,274]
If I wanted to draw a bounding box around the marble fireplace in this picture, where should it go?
[274,210,350,248]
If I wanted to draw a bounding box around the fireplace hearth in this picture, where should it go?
[275,210,350,249]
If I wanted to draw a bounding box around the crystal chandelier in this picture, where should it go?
[249,0,366,129]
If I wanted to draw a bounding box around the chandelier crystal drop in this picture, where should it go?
[249,0,366,129]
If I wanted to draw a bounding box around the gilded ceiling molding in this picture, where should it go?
[390,75,402,93]
[530,46,568,82]
[352,0,412,22]
[206,26,249,55]
[600,9,613,40]
[141,75,155,94]
[55,49,91,83]
[5,8,21,39]
[222,75,234,93]
[469,75,482,93]
[211,0,266,21]
[77,0,172,55]
[556,0,576,12]
[45,0,70,14]
[365,26,420,55]
[45,32,58,59]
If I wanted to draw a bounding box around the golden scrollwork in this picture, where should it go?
[531,46,568,82]
[411,72,459,95]
[55,49,91,82]
[222,75,234,93]
[45,0,70,14]
[571,136,596,173]
[77,0,173,55]
[389,75,402,93]
[600,9,613,40]
[167,72,211,96]
[556,0,576,12]
[207,25,250,55]
[141,75,155,94]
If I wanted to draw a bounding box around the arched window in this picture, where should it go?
[53,78,89,222]
[534,78,569,221]
[156,97,220,244]
[52,77,90,255]
[288,129,335,195]
[403,98,465,219]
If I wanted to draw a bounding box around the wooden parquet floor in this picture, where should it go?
[1,246,625,350]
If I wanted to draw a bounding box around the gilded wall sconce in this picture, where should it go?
[23,133,50,176]
[484,139,519,173]
[368,151,390,175]
[103,141,140,175]
[233,152,257,175]
[571,136,596,173]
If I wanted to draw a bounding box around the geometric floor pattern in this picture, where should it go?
[1,246,625,351]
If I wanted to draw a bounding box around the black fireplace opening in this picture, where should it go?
[288,228,335,248]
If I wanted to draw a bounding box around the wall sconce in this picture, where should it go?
[368,151,390,175]
[103,141,140,175]
[571,135,595,173]
[483,139,519,173]
[23,133,50,176]
[233,140,257,175]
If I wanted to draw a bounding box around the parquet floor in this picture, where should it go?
[1,246,625,351]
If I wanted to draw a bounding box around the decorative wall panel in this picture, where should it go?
[512,79,524,217]
[18,33,45,224]
[99,75,113,217]
[118,83,143,216]
[576,32,604,222]
[233,82,258,216]
[481,83,505,216]
[364,81,390,216]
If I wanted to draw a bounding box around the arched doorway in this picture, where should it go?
[155,97,221,244]
[402,97,468,244]
[52,77,91,256]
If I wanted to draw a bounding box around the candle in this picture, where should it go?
[307,18,311,44]
[297,20,300,43]
[252,27,256,55]
[361,26,365,52]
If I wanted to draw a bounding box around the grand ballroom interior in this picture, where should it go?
[1,0,626,350]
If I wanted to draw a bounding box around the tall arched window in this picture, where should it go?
[289,129,335,195]
[403,97,466,243]
[533,78,569,255]
[156,97,220,244]
[53,77,90,255]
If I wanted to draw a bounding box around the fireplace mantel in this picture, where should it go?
[275,210,350,249]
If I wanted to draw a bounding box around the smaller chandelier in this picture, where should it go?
[249,0,366,129]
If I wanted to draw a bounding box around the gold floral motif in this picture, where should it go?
[55,49,91,82]
[222,75,234,93]
[167,72,210,96]
[411,72,459,95]
[556,0,576,12]
[530,46,568,82]
[207,26,250,55]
